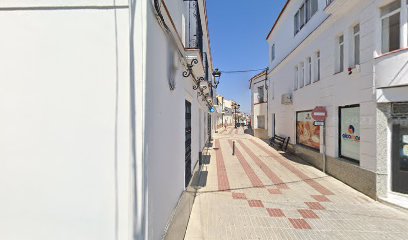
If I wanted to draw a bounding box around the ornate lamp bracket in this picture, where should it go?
[193,77,206,90]
[183,59,199,78]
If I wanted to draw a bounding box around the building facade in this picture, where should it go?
[0,0,217,239]
[215,96,236,129]
[266,0,408,206]
[250,71,269,139]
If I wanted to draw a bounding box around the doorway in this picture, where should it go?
[392,122,408,194]
[208,113,212,141]
[185,101,192,187]
[272,113,276,137]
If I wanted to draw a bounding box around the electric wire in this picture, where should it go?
[220,68,268,74]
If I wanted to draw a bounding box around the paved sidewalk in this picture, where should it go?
[184,127,408,240]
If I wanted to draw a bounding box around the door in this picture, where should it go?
[272,114,276,137]
[185,101,192,187]
[392,123,408,194]
[208,113,212,140]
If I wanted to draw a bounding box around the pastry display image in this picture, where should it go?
[297,118,320,150]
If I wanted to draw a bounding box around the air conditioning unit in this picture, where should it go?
[281,93,293,105]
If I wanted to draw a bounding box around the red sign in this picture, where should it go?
[312,106,327,122]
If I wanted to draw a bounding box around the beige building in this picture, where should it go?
[250,70,269,139]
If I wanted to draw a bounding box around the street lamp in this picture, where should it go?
[232,102,240,129]
[212,68,222,89]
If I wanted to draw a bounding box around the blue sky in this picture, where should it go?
[207,0,287,113]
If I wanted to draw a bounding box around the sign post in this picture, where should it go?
[312,106,328,173]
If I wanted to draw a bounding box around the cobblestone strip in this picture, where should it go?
[237,139,289,190]
[250,139,334,196]
[228,140,264,188]
[215,139,230,191]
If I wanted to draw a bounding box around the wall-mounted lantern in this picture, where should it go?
[212,68,222,89]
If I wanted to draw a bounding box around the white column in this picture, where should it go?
[401,0,408,48]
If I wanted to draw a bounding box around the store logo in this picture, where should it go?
[342,125,360,142]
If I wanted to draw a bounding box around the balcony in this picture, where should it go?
[375,48,408,89]
[184,0,209,91]
[184,0,203,53]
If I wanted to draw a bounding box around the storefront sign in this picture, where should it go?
[297,111,320,150]
[340,106,360,161]
[314,121,325,126]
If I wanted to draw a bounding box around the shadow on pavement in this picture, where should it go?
[191,170,208,188]
[244,127,254,136]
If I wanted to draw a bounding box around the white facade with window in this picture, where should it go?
[0,0,217,239]
[250,71,269,138]
[265,0,408,205]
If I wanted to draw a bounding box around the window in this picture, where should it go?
[353,24,360,65]
[381,1,401,53]
[296,111,320,151]
[306,57,312,85]
[299,4,305,28]
[294,0,318,35]
[337,35,344,73]
[257,115,265,129]
[299,62,305,88]
[257,86,264,103]
[294,66,299,90]
[306,0,311,22]
[315,51,321,82]
[311,0,318,15]
[271,44,276,61]
[339,105,361,163]
[326,0,334,6]
[294,12,300,35]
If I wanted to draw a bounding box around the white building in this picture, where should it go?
[250,70,269,139]
[215,96,236,128]
[0,0,217,239]
[265,0,408,205]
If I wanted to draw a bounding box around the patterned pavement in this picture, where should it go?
[184,127,408,240]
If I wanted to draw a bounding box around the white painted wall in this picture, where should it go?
[144,1,213,239]
[0,0,216,240]
[266,0,403,173]
[0,5,131,240]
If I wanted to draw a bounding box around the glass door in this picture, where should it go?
[392,123,408,194]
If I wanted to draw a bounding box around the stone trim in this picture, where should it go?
[287,144,377,199]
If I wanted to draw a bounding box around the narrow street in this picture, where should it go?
[185,127,408,240]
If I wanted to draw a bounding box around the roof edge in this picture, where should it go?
[266,0,290,40]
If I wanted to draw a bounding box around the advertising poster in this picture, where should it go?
[296,111,320,150]
[340,106,360,161]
